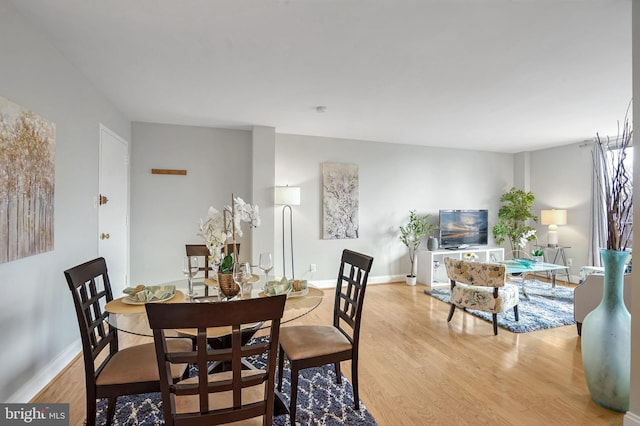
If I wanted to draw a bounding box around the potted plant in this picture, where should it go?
[400,210,437,285]
[492,187,538,255]
[532,248,544,264]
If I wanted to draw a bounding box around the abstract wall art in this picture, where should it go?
[322,162,359,239]
[0,96,56,263]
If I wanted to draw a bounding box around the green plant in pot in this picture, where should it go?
[218,251,235,274]
[400,210,437,285]
[581,109,633,412]
[531,248,544,264]
[492,187,538,255]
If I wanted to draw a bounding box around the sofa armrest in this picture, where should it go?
[574,273,631,323]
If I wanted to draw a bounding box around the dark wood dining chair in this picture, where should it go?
[185,243,260,359]
[145,295,287,426]
[277,249,374,423]
[186,243,240,296]
[185,244,214,278]
[64,257,191,426]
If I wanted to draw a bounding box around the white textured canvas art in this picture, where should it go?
[322,162,359,239]
[0,96,56,263]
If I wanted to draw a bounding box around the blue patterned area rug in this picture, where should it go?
[424,279,575,333]
[95,340,378,425]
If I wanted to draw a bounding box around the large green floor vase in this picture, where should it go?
[581,248,631,412]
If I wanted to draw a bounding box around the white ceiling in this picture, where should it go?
[11,0,632,153]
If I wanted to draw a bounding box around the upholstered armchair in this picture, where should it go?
[444,257,520,335]
[574,273,631,335]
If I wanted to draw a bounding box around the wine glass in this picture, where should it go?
[183,256,199,298]
[259,252,273,285]
[233,262,252,299]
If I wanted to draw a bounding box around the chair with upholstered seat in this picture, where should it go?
[186,243,240,296]
[146,295,286,426]
[185,244,214,278]
[64,257,191,425]
[277,249,374,423]
[185,243,256,355]
[444,257,519,335]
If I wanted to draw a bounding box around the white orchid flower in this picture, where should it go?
[199,199,261,261]
[250,205,261,227]
[518,229,537,248]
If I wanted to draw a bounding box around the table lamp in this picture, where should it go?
[275,186,301,279]
[541,209,567,247]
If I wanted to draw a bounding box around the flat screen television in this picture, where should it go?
[439,209,489,249]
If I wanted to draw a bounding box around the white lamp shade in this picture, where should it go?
[274,186,301,206]
[541,209,567,226]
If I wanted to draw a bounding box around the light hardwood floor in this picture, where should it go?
[33,282,623,425]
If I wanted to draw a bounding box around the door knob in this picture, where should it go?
[100,233,110,240]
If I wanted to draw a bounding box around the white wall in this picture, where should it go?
[0,1,130,402]
[275,133,514,282]
[128,126,515,285]
[251,126,277,260]
[130,122,253,285]
[625,1,640,424]
[529,142,593,279]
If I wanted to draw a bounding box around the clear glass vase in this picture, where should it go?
[581,248,630,412]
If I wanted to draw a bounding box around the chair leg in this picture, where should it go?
[492,313,498,335]
[106,396,117,425]
[352,358,360,410]
[86,396,96,426]
[334,362,342,384]
[447,304,456,322]
[513,305,519,321]
[277,345,285,392]
[289,362,299,425]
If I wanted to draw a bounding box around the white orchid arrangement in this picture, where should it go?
[230,197,261,237]
[198,207,227,265]
[198,196,260,267]
[518,229,537,249]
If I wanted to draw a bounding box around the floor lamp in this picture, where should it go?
[275,186,300,279]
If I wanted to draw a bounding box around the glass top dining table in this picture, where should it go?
[105,278,325,338]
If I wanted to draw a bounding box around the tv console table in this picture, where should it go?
[417,247,505,287]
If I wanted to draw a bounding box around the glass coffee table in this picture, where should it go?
[501,259,569,300]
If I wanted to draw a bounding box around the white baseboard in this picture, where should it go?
[625,411,640,426]
[7,340,81,403]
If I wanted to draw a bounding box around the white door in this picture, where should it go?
[99,124,129,294]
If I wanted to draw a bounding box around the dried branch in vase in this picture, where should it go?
[592,104,633,251]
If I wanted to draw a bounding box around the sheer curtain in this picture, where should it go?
[589,143,607,267]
